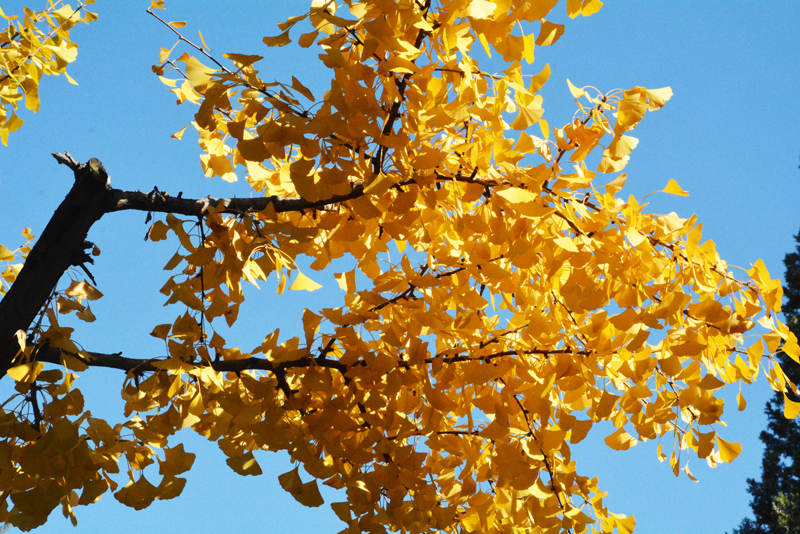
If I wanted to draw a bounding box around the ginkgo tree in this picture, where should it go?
[0,1,796,533]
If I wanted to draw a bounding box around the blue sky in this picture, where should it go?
[1,1,799,533]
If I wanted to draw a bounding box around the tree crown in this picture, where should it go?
[0,1,796,533]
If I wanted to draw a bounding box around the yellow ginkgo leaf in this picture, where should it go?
[0,6,18,20]
[65,281,104,301]
[114,476,158,510]
[263,30,292,47]
[171,126,188,140]
[510,101,545,130]
[496,187,538,204]
[295,480,324,507]
[335,269,356,293]
[289,271,323,291]
[536,20,565,46]
[554,236,579,252]
[466,0,496,19]
[604,427,637,451]
[156,476,187,501]
[298,30,319,48]
[7,362,44,383]
[603,173,627,195]
[607,134,639,158]
[603,513,635,534]
[716,436,742,463]
[567,79,585,98]
[76,305,97,322]
[160,444,197,477]
[278,467,325,507]
[567,0,603,18]
[291,76,315,101]
[226,452,263,476]
[738,389,747,411]
[784,394,800,419]
[660,178,689,196]
[645,86,673,110]
[682,462,699,482]
[364,172,393,196]
[413,146,448,169]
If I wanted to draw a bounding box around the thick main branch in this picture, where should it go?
[108,183,365,217]
[0,155,112,374]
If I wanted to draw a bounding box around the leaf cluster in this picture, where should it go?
[0,1,97,145]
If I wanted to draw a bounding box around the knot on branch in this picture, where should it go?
[148,186,169,203]
[52,152,111,191]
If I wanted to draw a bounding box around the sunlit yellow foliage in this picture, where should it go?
[0,1,795,533]
[0,227,35,296]
[0,2,96,145]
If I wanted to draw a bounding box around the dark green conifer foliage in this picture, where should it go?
[732,233,800,534]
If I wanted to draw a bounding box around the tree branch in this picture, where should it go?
[107,183,365,217]
[32,345,347,376]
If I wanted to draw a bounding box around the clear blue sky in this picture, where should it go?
[1,1,798,533]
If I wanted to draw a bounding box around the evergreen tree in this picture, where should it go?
[732,233,800,534]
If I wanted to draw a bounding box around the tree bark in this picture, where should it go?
[106,183,365,217]
[0,154,114,374]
